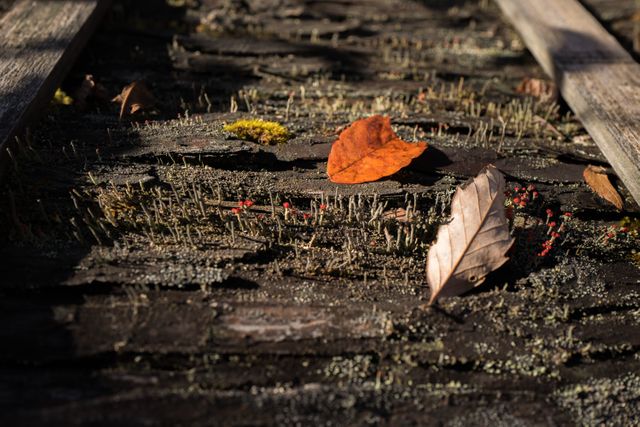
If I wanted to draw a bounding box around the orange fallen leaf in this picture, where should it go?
[516,77,557,102]
[583,165,624,210]
[426,165,514,304]
[112,81,156,119]
[327,115,427,184]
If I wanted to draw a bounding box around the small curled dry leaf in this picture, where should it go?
[426,165,514,304]
[516,77,557,102]
[327,115,428,184]
[583,165,624,210]
[112,81,156,120]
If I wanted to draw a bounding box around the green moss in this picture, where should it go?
[52,88,73,106]
[620,216,640,238]
[224,119,291,145]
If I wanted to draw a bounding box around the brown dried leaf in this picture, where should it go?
[516,77,557,102]
[112,81,156,119]
[426,165,514,304]
[583,165,624,210]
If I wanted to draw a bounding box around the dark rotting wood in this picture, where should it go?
[0,0,639,425]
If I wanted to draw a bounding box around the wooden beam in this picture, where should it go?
[495,0,640,206]
[0,0,111,176]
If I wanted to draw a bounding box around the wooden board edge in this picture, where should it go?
[0,0,113,181]
[495,0,640,207]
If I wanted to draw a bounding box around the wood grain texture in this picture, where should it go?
[0,0,110,175]
[496,0,640,206]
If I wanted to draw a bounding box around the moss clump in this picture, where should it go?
[224,119,291,145]
[620,217,640,238]
[52,88,73,105]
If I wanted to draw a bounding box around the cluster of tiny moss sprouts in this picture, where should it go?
[213,191,444,289]
[538,210,572,258]
[223,119,291,145]
[618,216,640,238]
[563,217,639,262]
[47,173,446,291]
[554,373,640,425]
[506,183,573,265]
[618,217,640,266]
[186,2,571,153]
[598,224,631,245]
[229,199,327,228]
[211,73,564,153]
[507,183,539,209]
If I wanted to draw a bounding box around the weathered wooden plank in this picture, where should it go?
[0,0,111,175]
[495,0,640,206]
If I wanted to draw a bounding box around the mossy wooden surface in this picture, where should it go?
[0,0,639,425]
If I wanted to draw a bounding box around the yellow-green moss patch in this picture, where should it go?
[52,88,73,106]
[224,119,291,145]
